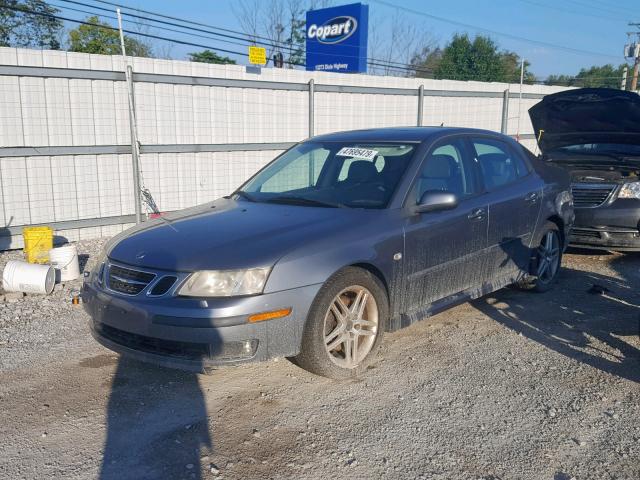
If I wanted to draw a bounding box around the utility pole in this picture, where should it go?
[627,24,640,92]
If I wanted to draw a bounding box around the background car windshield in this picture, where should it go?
[240,142,416,208]
[558,143,640,156]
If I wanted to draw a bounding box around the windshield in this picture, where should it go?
[556,143,640,157]
[238,142,417,209]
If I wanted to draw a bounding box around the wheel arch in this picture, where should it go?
[546,214,565,248]
[350,262,391,306]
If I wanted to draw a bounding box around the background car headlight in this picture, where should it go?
[618,181,640,199]
[85,247,107,282]
[178,268,270,297]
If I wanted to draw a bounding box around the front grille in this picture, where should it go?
[571,228,601,239]
[94,322,258,361]
[571,184,616,208]
[108,264,155,295]
[96,322,210,359]
[149,276,177,296]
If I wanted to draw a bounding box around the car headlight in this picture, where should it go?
[178,268,271,297]
[556,190,573,210]
[619,181,640,199]
[85,246,107,281]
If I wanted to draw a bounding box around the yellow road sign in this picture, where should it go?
[249,46,267,66]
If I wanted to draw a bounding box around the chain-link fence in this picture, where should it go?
[0,47,569,249]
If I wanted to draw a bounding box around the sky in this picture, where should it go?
[59,0,638,79]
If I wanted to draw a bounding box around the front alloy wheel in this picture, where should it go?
[294,267,388,379]
[324,286,379,369]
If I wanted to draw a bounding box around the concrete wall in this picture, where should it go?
[0,47,569,249]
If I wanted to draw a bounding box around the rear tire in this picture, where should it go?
[518,221,563,293]
[294,267,388,379]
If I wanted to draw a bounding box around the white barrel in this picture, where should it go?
[2,260,55,295]
[49,244,80,282]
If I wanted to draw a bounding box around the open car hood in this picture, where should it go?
[528,88,640,153]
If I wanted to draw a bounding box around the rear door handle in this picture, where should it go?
[468,208,486,220]
[524,192,539,203]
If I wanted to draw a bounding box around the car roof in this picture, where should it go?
[309,126,504,144]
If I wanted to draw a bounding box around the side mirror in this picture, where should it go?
[414,190,459,214]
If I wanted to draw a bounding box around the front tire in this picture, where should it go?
[294,267,388,379]
[518,221,563,292]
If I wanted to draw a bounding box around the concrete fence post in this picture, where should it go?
[501,89,510,134]
[417,85,424,126]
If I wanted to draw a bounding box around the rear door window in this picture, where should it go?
[472,138,529,191]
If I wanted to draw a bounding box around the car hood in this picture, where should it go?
[106,198,374,272]
[528,88,640,154]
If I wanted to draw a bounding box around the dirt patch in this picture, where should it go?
[79,354,119,369]
[0,248,638,480]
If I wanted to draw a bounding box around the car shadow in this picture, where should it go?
[472,259,640,383]
[100,356,212,479]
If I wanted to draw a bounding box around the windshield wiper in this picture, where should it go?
[264,196,347,208]
[233,190,257,202]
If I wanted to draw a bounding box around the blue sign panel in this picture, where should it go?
[305,3,369,73]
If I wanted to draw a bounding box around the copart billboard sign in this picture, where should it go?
[305,3,369,73]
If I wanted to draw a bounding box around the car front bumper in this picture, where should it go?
[82,278,322,373]
[569,198,640,251]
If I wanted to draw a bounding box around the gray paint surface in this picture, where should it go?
[84,127,573,370]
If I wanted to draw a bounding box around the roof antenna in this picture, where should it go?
[440,122,444,127]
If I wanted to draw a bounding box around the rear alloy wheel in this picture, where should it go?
[294,267,388,379]
[536,230,561,285]
[518,221,562,292]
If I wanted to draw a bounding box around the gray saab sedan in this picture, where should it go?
[83,127,574,379]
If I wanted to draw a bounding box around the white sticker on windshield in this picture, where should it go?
[336,147,379,160]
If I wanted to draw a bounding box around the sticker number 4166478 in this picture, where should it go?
[336,147,379,160]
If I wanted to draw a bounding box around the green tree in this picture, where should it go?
[284,4,306,66]
[0,0,62,49]
[410,46,443,78]
[68,16,151,57]
[545,64,628,89]
[432,34,534,83]
[188,49,236,65]
[499,50,536,84]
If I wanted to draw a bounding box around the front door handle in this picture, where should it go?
[468,208,486,220]
[524,192,539,203]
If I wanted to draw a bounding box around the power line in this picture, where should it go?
[563,0,636,17]
[54,0,440,73]
[57,0,424,71]
[58,0,304,54]
[368,0,622,60]
[7,3,442,76]
[48,2,260,51]
[3,4,278,62]
[87,0,298,49]
[5,1,627,85]
[512,0,626,22]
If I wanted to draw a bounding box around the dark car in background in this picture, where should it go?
[83,127,573,379]
[529,88,640,251]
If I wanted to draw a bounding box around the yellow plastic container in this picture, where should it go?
[23,226,53,264]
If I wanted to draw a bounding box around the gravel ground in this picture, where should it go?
[0,240,638,480]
